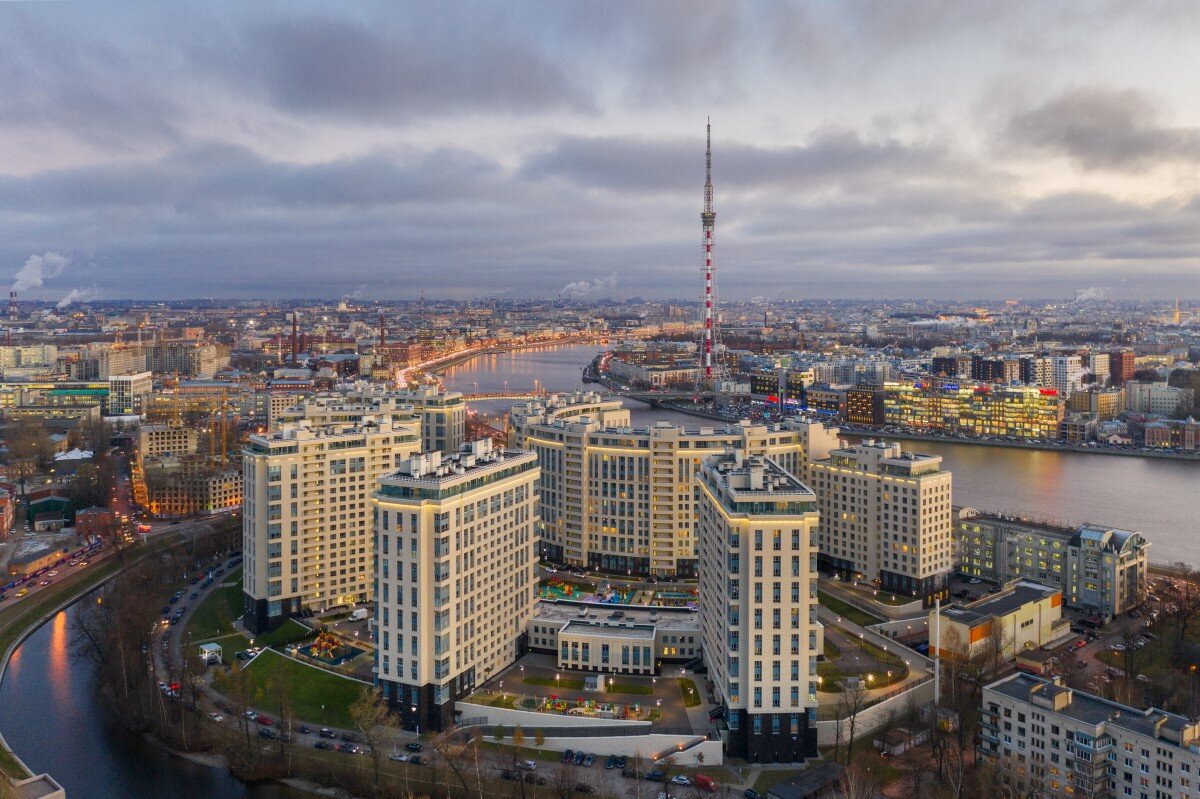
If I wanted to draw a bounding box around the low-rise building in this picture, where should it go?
[929,581,1070,661]
[957,510,1148,619]
[528,601,700,676]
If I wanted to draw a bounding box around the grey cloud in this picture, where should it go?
[1004,88,1200,170]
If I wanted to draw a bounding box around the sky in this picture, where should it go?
[3,1,1200,303]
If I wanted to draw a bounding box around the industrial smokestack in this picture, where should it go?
[8,291,16,321]
[379,314,386,348]
[291,311,298,367]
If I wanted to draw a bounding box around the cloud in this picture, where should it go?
[559,272,617,298]
[56,286,100,308]
[1003,87,1200,170]
[12,252,70,292]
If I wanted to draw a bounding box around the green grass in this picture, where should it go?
[817,592,883,627]
[185,567,244,640]
[678,678,700,707]
[524,676,585,690]
[236,649,368,728]
[824,639,841,660]
[255,618,314,648]
[608,682,653,695]
[752,767,813,793]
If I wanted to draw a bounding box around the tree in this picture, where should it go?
[4,418,51,495]
[534,729,546,749]
[833,762,880,799]
[836,679,870,765]
[349,686,397,797]
[1131,368,1162,382]
[511,726,525,748]
[493,723,505,742]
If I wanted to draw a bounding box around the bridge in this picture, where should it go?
[461,392,543,401]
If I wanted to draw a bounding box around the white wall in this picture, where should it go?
[814,679,935,746]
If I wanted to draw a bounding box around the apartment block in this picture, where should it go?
[956,510,1149,619]
[373,440,539,732]
[982,673,1200,799]
[509,392,840,578]
[929,581,1070,661]
[697,451,821,762]
[137,423,199,459]
[241,418,420,633]
[1051,356,1085,397]
[108,371,153,415]
[809,440,954,606]
[273,384,465,453]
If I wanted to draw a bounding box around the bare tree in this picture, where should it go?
[836,679,870,765]
[832,762,879,799]
[349,686,397,798]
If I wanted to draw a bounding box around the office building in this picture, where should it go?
[1109,349,1136,385]
[1051,356,1084,396]
[956,510,1148,619]
[697,451,821,762]
[929,582,1070,661]
[1125,381,1193,418]
[108,371,153,416]
[982,673,1200,799]
[528,602,699,676]
[241,418,420,632]
[373,440,539,732]
[509,392,840,577]
[809,440,953,605]
[881,381,1064,439]
[1067,387,1125,421]
[846,386,885,425]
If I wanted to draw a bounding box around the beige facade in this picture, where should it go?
[697,451,822,762]
[528,602,701,676]
[509,392,840,577]
[809,440,954,605]
[930,582,1069,662]
[273,384,465,453]
[242,418,420,632]
[373,440,539,732]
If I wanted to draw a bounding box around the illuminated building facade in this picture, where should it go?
[880,381,1065,439]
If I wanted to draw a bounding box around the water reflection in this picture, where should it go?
[48,611,69,704]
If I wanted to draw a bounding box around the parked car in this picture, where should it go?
[518,760,537,771]
[244,711,258,721]
[583,753,595,767]
[575,784,595,793]
[645,771,664,782]
[318,728,337,739]
[404,742,423,752]
[314,741,334,750]
[670,776,691,787]
[606,755,618,770]
[258,728,277,739]
[208,713,224,723]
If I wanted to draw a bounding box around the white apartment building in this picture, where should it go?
[698,451,821,762]
[108,371,153,416]
[242,418,420,633]
[373,440,539,732]
[982,672,1200,799]
[1125,380,1193,418]
[809,439,954,606]
[1052,356,1085,397]
[509,392,840,578]
[273,384,466,453]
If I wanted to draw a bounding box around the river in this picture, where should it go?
[0,603,309,799]
[445,343,1200,565]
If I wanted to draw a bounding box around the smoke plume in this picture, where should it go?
[559,272,617,298]
[56,286,99,309]
[1074,286,1109,301]
[12,252,70,292]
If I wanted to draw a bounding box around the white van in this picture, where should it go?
[349,608,369,622]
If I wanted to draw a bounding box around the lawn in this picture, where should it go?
[608,682,654,695]
[235,649,368,728]
[817,592,883,627]
[678,678,701,707]
[186,567,244,640]
[824,639,841,659]
[524,676,585,690]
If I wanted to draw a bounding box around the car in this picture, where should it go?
[257,715,274,726]
[318,728,337,739]
[341,732,361,743]
[574,751,585,765]
[244,710,258,721]
[1111,644,1126,651]
[298,725,311,735]
[48,570,57,577]
[190,592,198,600]
[161,606,172,616]
[575,784,595,793]
[968,578,981,584]
[208,713,225,723]
[258,728,278,739]
[616,756,627,768]
[336,743,358,754]
[645,771,664,782]
[390,753,410,763]
[524,774,547,786]
[606,755,618,769]
[670,776,691,787]
[314,741,334,750]
[583,753,594,767]
[744,790,762,799]
[404,742,423,752]
[562,749,574,763]
[408,755,426,766]
[1074,639,1087,649]
[500,769,517,780]
[235,651,250,661]
[518,760,537,770]
[14,588,27,598]
[78,561,88,567]
[1136,674,1152,683]
[623,768,645,780]
[39,580,50,586]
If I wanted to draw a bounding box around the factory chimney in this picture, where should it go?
[291,311,299,367]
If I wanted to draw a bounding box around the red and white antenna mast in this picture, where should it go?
[700,118,718,385]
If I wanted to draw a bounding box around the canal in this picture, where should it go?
[446,343,1200,565]
[0,602,310,799]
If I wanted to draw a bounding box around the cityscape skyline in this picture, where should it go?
[4,2,1200,301]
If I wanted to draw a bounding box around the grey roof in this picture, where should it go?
[986,673,1199,748]
[766,761,846,799]
[944,581,1059,625]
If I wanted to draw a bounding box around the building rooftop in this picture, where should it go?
[533,600,700,633]
[942,581,1060,626]
[987,672,1200,750]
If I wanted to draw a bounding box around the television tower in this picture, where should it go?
[700,118,720,385]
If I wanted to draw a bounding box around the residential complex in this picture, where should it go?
[697,451,821,762]
[809,440,954,605]
[956,510,1149,619]
[241,418,421,632]
[372,440,540,732]
[528,602,700,676]
[508,392,840,577]
[982,673,1200,799]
